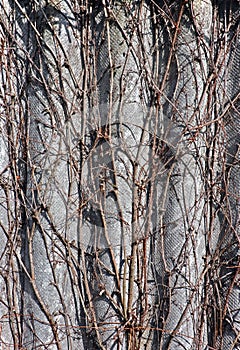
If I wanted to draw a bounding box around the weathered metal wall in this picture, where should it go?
[0,1,239,349]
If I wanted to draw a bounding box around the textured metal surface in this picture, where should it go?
[219,5,240,348]
[0,1,240,349]
[11,1,84,348]
[154,2,211,348]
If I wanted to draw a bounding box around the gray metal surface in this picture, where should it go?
[0,1,239,349]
